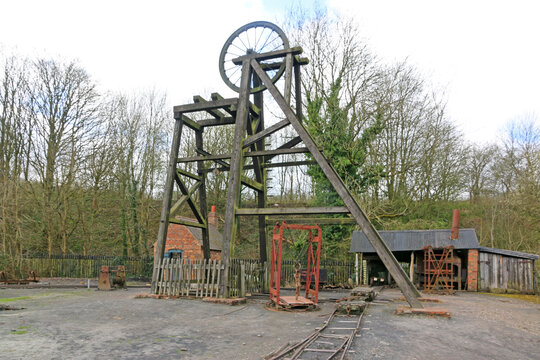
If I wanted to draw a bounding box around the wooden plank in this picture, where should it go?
[174,98,237,115]
[152,118,184,294]
[169,217,206,229]
[251,59,423,308]
[237,207,350,216]
[243,119,290,149]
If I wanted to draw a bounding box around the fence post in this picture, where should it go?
[240,263,246,298]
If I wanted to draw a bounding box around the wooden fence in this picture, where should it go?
[7,255,358,296]
[155,258,223,297]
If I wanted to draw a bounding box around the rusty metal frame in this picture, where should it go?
[270,222,322,307]
[423,245,455,294]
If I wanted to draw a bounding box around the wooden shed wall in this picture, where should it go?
[478,252,535,293]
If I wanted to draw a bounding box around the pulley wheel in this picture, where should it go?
[219,21,289,94]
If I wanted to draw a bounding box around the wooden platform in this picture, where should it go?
[278,296,314,307]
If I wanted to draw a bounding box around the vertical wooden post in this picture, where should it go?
[220,60,251,297]
[240,263,246,297]
[410,251,415,282]
[196,130,210,259]
[355,253,359,286]
[152,117,183,294]
[294,60,303,122]
[253,76,267,263]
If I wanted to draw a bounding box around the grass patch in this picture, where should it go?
[17,326,30,330]
[11,330,27,335]
[480,292,540,304]
[0,296,32,303]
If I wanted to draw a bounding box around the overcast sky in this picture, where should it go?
[1,0,538,144]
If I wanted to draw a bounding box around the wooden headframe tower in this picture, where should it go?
[152,22,423,308]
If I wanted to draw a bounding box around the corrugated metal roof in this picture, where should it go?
[350,229,479,253]
[478,246,538,260]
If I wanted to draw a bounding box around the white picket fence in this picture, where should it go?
[155,258,224,298]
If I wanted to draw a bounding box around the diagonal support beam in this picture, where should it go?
[251,59,423,309]
[243,119,290,149]
[169,181,201,217]
[174,174,205,226]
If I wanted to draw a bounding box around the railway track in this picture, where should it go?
[266,303,370,360]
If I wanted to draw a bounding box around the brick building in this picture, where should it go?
[156,206,223,261]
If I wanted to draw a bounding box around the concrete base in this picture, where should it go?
[396,306,450,317]
[202,297,246,305]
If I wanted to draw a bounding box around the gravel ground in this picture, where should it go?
[352,289,540,360]
[1,285,538,360]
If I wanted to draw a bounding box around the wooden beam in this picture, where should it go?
[232,46,303,65]
[196,130,210,260]
[198,160,316,173]
[173,98,237,116]
[168,217,206,229]
[177,147,311,163]
[152,118,183,293]
[251,59,423,309]
[236,207,350,216]
[176,168,201,181]
[212,93,236,116]
[198,117,235,127]
[241,176,263,192]
[195,149,230,168]
[173,174,205,225]
[265,136,303,162]
[243,119,290,149]
[266,217,357,225]
[180,115,201,131]
[170,181,201,216]
[221,60,251,297]
[193,95,227,120]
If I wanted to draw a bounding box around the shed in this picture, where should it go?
[351,229,538,294]
[477,247,538,293]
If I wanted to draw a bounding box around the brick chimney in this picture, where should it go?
[208,205,218,227]
[451,209,460,240]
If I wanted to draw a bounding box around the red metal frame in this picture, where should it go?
[270,222,322,306]
[423,245,455,294]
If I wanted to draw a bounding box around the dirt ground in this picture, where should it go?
[1,283,539,360]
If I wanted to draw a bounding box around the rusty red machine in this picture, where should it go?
[270,222,322,309]
[98,265,126,290]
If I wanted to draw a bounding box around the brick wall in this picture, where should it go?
[154,223,222,261]
[467,249,478,291]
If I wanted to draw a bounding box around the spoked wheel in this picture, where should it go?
[219,21,289,94]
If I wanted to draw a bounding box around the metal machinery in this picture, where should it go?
[270,222,321,309]
[152,21,423,308]
[98,265,126,291]
[0,270,39,285]
[423,245,456,294]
